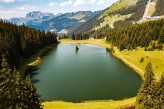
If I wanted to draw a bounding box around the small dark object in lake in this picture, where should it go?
[76,45,79,51]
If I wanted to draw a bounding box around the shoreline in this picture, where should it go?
[23,39,146,109]
[41,38,144,109]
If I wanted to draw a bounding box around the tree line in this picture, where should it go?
[106,19,164,50]
[71,33,89,40]
[0,20,58,68]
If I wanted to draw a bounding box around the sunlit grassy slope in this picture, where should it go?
[94,0,138,30]
[43,39,164,109]
[100,0,137,18]
[117,47,164,80]
[43,97,136,109]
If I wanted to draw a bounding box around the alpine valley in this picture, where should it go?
[7,11,101,34]
[1,0,164,109]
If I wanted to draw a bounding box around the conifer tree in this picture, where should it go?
[0,55,12,108]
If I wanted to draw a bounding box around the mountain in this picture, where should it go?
[44,11,102,33]
[69,0,164,35]
[8,11,55,25]
[8,11,100,34]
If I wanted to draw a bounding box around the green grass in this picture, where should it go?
[94,0,137,30]
[119,47,164,80]
[100,0,137,18]
[43,97,136,109]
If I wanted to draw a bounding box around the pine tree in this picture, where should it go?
[158,73,164,109]
[21,75,42,109]
[0,55,12,108]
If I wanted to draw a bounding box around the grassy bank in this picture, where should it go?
[18,45,55,74]
[42,38,164,109]
[43,97,136,109]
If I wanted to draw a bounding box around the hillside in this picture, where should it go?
[69,0,147,35]
[70,0,164,35]
[152,0,164,16]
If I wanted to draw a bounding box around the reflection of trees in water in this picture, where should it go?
[40,45,58,58]
[25,66,40,83]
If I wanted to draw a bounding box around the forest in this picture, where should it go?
[0,20,58,68]
[0,20,59,108]
[106,19,164,50]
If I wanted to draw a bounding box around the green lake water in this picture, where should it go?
[31,44,141,101]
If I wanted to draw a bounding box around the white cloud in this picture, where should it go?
[0,10,25,19]
[0,0,28,2]
[88,0,97,5]
[97,0,105,5]
[49,2,58,7]
[16,5,35,11]
[0,0,15,2]
[73,0,86,6]
[73,0,106,6]
[60,0,73,6]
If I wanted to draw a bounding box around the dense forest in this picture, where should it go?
[106,19,164,50]
[136,63,164,109]
[0,21,54,108]
[71,33,90,40]
[0,20,58,68]
[152,0,164,16]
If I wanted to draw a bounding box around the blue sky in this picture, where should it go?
[0,0,118,19]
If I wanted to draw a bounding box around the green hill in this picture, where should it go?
[69,0,164,35]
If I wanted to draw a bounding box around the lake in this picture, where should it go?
[31,44,141,101]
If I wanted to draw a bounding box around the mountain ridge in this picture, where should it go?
[69,0,164,35]
[7,11,101,34]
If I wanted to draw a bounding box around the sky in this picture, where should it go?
[0,0,118,19]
